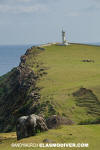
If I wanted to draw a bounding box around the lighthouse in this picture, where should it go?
[62,29,69,45]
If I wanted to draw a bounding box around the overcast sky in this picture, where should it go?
[0,0,100,45]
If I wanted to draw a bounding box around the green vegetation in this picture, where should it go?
[0,125,100,150]
[33,44,100,123]
[1,44,100,129]
[0,43,100,149]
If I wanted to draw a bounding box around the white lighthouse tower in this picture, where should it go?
[62,29,69,45]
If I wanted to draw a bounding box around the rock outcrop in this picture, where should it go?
[46,115,74,129]
[16,114,48,140]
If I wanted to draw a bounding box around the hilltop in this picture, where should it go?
[0,43,100,132]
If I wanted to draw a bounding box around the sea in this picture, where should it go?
[0,45,33,76]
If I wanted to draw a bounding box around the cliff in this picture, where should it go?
[0,46,47,132]
[0,44,100,132]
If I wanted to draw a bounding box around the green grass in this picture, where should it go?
[1,43,100,149]
[39,44,100,89]
[0,125,100,150]
[27,44,100,123]
[1,43,100,123]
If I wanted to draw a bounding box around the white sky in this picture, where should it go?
[0,0,100,44]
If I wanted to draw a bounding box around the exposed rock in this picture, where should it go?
[20,55,26,64]
[0,46,43,132]
[16,64,35,90]
[30,92,35,98]
[73,88,95,97]
[69,133,72,136]
[82,59,94,63]
[0,137,2,144]
[25,48,32,55]
[37,47,45,50]
[16,114,48,140]
[43,139,55,143]
[46,115,74,129]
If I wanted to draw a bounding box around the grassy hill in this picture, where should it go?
[1,44,100,128]
[0,43,100,149]
[35,44,100,122]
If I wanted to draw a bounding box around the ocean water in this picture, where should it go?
[0,45,33,76]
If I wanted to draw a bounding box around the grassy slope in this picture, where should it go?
[29,44,100,123]
[1,44,100,124]
[1,125,100,150]
[1,44,100,149]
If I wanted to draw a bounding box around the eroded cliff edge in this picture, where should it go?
[0,46,52,132]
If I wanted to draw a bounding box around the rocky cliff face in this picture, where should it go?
[0,46,46,132]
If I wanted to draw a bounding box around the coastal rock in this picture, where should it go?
[43,139,55,143]
[20,55,26,64]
